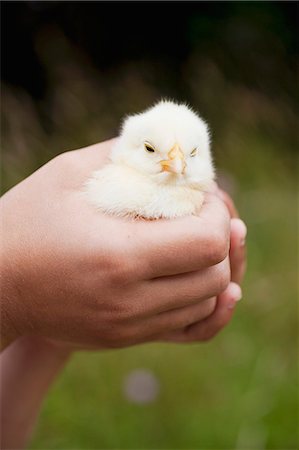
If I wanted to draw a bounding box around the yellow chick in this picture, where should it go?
[85,100,215,219]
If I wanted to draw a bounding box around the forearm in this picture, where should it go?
[0,337,71,449]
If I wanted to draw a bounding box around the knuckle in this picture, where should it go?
[217,264,231,293]
[204,297,217,317]
[210,261,230,295]
[90,305,140,349]
[107,253,135,286]
[109,300,135,323]
[206,229,230,265]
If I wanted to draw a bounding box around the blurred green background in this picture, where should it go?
[1,2,298,449]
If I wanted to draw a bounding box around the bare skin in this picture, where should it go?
[0,139,247,448]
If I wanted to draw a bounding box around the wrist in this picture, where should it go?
[0,269,22,350]
[39,337,74,358]
[1,335,72,366]
[1,236,27,350]
[19,336,73,360]
[1,195,31,349]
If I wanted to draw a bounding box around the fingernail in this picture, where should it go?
[239,221,247,246]
[228,303,236,310]
[227,283,242,309]
[231,219,247,247]
[240,238,246,247]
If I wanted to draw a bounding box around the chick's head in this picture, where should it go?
[111,101,215,186]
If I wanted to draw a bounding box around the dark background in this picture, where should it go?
[2,2,298,98]
[2,1,298,186]
[1,2,298,449]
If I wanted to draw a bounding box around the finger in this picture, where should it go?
[159,282,242,343]
[143,257,230,314]
[140,297,217,340]
[230,218,247,284]
[132,193,230,279]
[217,189,239,218]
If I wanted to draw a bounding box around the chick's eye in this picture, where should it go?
[190,148,198,157]
[144,142,155,153]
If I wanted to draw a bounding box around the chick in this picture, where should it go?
[85,100,215,219]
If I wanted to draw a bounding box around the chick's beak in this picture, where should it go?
[160,144,186,174]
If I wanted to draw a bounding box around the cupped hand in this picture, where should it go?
[1,140,238,351]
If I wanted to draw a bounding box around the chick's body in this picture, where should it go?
[85,101,215,219]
